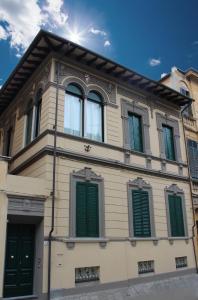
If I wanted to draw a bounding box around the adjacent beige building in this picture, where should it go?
[0,31,197,300]
[161,67,198,256]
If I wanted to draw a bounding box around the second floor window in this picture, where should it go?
[162,125,175,161]
[26,104,33,145]
[34,89,42,139]
[128,113,143,152]
[168,195,185,237]
[64,83,104,142]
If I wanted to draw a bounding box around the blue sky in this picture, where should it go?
[0,0,198,87]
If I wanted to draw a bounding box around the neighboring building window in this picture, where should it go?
[65,83,83,136]
[85,91,103,142]
[69,167,105,238]
[128,177,155,238]
[76,182,99,237]
[180,87,190,98]
[156,113,182,163]
[128,113,143,152]
[4,127,13,156]
[64,84,104,141]
[187,139,198,179]
[121,99,151,155]
[25,103,33,145]
[180,87,193,117]
[34,89,42,138]
[165,184,188,238]
[162,125,175,161]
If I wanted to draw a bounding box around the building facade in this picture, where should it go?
[161,67,198,255]
[0,31,196,299]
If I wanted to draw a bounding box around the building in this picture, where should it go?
[161,67,198,255]
[0,31,197,300]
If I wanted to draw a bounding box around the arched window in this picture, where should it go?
[64,84,104,141]
[34,88,42,138]
[64,83,83,136]
[25,101,33,145]
[85,91,103,141]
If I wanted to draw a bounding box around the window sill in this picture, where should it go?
[65,238,109,249]
[129,237,159,246]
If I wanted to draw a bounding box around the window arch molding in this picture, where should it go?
[87,84,109,104]
[62,76,87,97]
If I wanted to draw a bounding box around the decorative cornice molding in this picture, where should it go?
[128,177,151,189]
[72,167,102,181]
[165,183,184,195]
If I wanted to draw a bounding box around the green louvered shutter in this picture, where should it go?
[132,190,151,237]
[128,113,143,152]
[76,182,99,237]
[168,195,185,237]
[87,183,99,237]
[163,125,175,161]
[76,182,87,237]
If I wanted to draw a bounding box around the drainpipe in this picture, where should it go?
[181,100,198,273]
[47,61,60,300]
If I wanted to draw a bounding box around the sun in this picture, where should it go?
[67,26,86,45]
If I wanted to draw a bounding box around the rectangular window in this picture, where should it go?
[76,182,99,237]
[138,260,154,274]
[188,140,198,179]
[75,266,100,283]
[175,256,187,269]
[26,108,33,145]
[128,113,143,152]
[162,125,175,161]
[168,195,185,237]
[85,101,102,142]
[132,190,151,237]
[5,127,13,156]
[64,94,82,136]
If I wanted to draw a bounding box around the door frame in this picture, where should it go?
[3,196,45,299]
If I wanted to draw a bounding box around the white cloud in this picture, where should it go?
[149,58,161,67]
[0,25,8,40]
[89,27,107,37]
[0,0,112,56]
[193,41,198,45]
[104,40,111,47]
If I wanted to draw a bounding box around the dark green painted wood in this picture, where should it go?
[163,125,175,161]
[128,113,143,152]
[168,195,185,237]
[4,224,35,298]
[188,139,198,179]
[132,190,151,237]
[76,182,99,237]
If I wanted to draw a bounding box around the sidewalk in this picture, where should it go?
[56,274,198,300]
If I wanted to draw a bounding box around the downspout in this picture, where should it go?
[181,100,198,273]
[47,61,60,300]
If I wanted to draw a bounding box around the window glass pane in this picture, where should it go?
[168,195,185,237]
[88,91,102,103]
[26,108,33,145]
[64,93,81,136]
[67,84,82,96]
[85,100,102,141]
[132,190,151,237]
[128,113,143,152]
[163,125,175,160]
[34,100,42,138]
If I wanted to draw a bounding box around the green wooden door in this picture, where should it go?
[4,224,35,298]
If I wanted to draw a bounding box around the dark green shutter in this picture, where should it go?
[128,113,143,152]
[76,182,99,237]
[132,190,151,237]
[76,182,87,237]
[163,125,175,161]
[87,184,99,237]
[188,140,198,179]
[168,195,185,237]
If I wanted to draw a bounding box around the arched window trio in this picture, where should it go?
[25,88,42,145]
[64,83,104,142]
